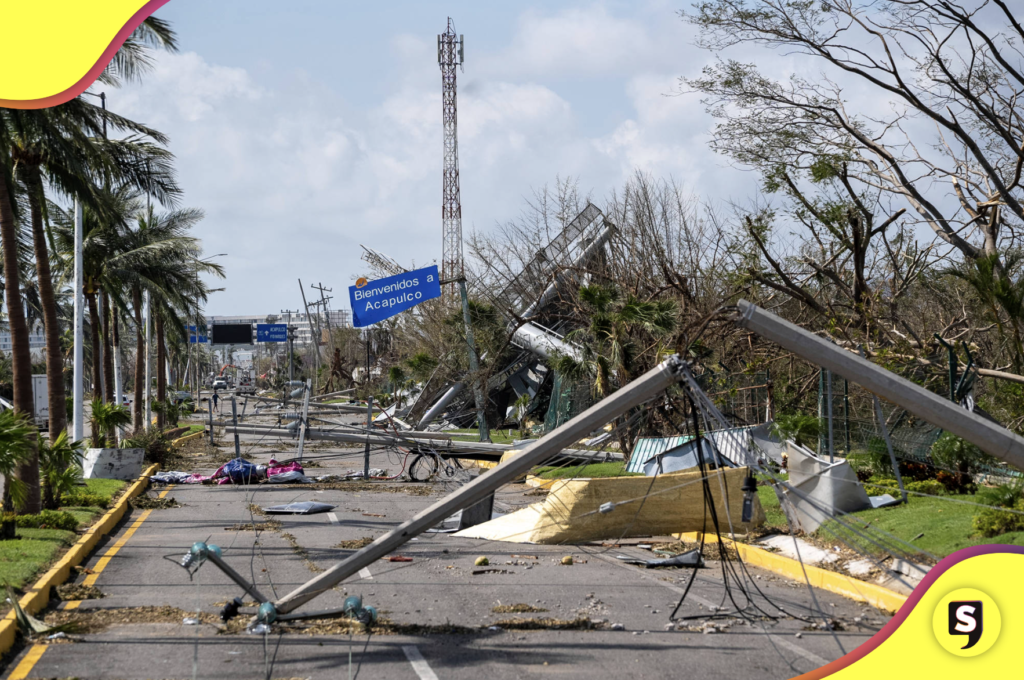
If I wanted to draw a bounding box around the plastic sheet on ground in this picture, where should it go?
[453,466,763,544]
[263,501,336,515]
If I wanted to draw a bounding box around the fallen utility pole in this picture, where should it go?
[266,355,685,615]
[219,422,622,463]
[735,300,1024,469]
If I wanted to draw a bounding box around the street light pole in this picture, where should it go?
[73,200,84,441]
[144,290,152,430]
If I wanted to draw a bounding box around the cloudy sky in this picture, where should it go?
[112,0,766,316]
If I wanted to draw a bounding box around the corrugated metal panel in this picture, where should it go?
[626,435,693,473]
[629,426,755,474]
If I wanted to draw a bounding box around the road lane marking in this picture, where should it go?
[403,645,438,680]
[328,512,339,524]
[8,644,46,679]
[64,486,173,610]
[358,567,373,580]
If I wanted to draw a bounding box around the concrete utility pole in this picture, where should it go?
[268,356,686,615]
[312,282,336,357]
[144,290,152,430]
[735,300,1024,469]
[73,200,84,441]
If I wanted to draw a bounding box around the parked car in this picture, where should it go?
[212,378,228,390]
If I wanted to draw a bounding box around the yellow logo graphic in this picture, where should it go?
[931,588,1001,657]
[0,1,168,108]
[355,278,369,289]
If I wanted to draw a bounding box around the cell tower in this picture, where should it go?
[438,18,464,294]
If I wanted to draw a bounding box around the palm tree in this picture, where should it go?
[38,432,85,510]
[0,15,179,514]
[89,398,131,449]
[128,204,222,430]
[552,283,676,459]
[553,284,677,396]
[0,144,41,512]
[0,410,37,537]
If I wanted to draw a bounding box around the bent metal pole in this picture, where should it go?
[271,355,686,615]
[735,299,1024,469]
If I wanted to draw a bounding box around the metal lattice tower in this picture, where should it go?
[360,245,408,278]
[438,18,464,294]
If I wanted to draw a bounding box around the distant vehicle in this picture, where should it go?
[121,395,132,407]
[32,375,48,430]
[212,378,228,390]
[236,371,256,395]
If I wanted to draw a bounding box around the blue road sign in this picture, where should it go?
[350,265,441,327]
[256,323,288,342]
[187,325,208,343]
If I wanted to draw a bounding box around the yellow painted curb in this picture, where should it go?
[676,532,908,613]
[524,475,558,489]
[0,463,160,655]
[171,430,204,448]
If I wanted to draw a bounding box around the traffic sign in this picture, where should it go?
[256,323,288,342]
[349,265,441,327]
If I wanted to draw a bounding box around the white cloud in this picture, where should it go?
[479,4,687,79]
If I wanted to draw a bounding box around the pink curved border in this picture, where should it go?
[795,544,1024,679]
[0,0,171,110]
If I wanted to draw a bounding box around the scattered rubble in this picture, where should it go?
[334,537,375,550]
[130,495,180,510]
[56,584,104,601]
[492,604,548,614]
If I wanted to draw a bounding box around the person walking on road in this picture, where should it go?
[212,390,219,413]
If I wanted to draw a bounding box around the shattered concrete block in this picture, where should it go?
[83,447,145,481]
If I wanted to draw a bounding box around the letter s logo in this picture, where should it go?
[954,605,977,633]
[949,601,983,649]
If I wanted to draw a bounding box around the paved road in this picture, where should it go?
[2,427,889,679]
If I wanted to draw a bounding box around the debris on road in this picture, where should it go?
[130,495,180,510]
[388,555,413,562]
[492,604,548,613]
[56,584,104,601]
[334,537,375,549]
[615,549,705,569]
[225,519,282,532]
[264,501,336,515]
[474,556,490,566]
[561,556,574,565]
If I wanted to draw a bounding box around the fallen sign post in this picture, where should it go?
[735,300,1024,469]
[246,355,686,617]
